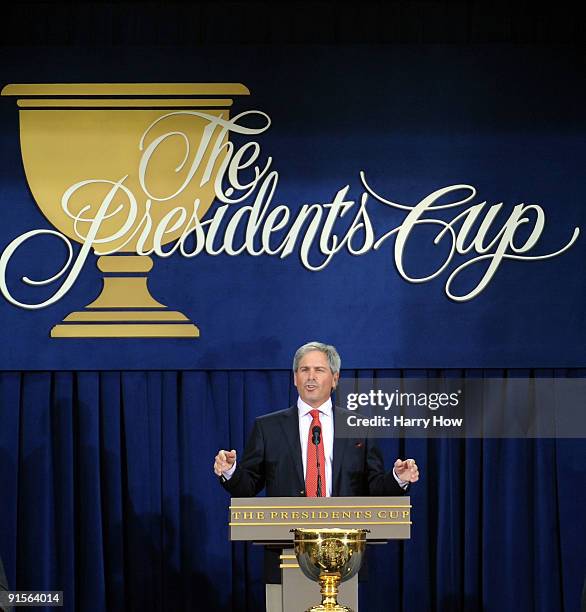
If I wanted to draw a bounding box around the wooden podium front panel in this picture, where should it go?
[229,496,411,541]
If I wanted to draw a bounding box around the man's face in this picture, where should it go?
[294,350,339,408]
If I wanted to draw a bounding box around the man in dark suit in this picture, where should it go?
[214,341,418,591]
[214,341,419,498]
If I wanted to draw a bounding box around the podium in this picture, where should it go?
[229,496,411,612]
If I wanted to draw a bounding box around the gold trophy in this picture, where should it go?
[1,83,249,338]
[293,528,368,612]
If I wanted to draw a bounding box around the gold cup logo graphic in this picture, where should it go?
[1,83,250,337]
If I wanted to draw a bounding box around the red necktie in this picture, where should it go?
[305,409,326,497]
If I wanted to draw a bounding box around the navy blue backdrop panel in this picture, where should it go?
[0,45,585,370]
[0,370,585,612]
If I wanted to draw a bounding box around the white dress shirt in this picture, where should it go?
[298,397,334,496]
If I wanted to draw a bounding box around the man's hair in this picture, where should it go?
[292,341,341,375]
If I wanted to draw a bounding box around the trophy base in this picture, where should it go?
[51,310,200,338]
[305,571,354,612]
[49,255,200,338]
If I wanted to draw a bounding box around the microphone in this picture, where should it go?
[312,425,321,445]
[312,425,323,497]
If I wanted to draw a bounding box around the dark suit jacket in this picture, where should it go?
[222,405,407,498]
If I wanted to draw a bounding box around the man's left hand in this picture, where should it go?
[394,458,419,483]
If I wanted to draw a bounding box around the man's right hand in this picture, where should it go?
[214,449,237,476]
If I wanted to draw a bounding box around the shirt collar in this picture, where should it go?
[297,396,333,418]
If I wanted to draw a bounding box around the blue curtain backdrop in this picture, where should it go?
[0,370,584,612]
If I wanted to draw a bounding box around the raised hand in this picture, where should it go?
[214,449,237,476]
[394,458,419,483]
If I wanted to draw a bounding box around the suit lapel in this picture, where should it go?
[279,406,304,489]
[332,406,350,496]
